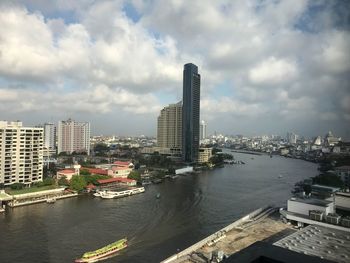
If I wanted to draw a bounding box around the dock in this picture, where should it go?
[6,188,78,207]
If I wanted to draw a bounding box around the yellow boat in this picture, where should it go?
[75,238,127,263]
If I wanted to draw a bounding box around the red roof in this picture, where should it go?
[81,167,108,175]
[113,161,131,167]
[97,177,136,184]
[57,169,75,174]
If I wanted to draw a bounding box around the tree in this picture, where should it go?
[58,176,69,186]
[69,175,87,192]
[128,171,141,182]
[94,143,109,153]
[80,169,91,176]
[43,177,55,186]
[10,183,24,190]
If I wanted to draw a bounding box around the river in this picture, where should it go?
[0,152,318,263]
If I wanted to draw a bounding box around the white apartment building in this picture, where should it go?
[57,119,90,155]
[0,121,43,186]
[43,123,56,150]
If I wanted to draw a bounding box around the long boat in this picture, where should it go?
[75,238,127,263]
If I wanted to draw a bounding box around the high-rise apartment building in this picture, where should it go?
[182,63,201,162]
[200,120,207,140]
[0,121,43,186]
[57,119,90,155]
[157,102,182,150]
[43,123,56,150]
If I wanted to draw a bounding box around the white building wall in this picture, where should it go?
[57,119,90,155]
[0,121,43,186]
[287,199,334,216]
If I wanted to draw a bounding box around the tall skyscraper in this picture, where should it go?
[157,102,182,150]
[0,121,43,186]
[200,120,207,140]
[57,119,90,155]
[182,63,201,162]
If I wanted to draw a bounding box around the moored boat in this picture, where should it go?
[75,238,127,263]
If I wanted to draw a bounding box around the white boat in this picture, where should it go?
[100,187,145,199]
[100,193,116,199]
[93,190,106,197]
[46,198,56,203]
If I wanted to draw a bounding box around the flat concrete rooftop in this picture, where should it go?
[274,225,350,263]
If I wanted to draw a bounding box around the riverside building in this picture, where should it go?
[157,101,182,154]
[0,121,43,186]
[57,119,90,155]
[182,63,201,162]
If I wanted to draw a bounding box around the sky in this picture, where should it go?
[0,0,349,139]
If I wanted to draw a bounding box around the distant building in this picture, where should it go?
[324,131,341,146]
[0,121,43,186]
[57,119,90,155]
[197,147,213,163]
[182,63,201,162]
[157,102,182,151]
[43,123,56,150]
[200,120,207,140]
[287,132,298,144]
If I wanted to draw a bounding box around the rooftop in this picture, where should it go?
[289,197,333,207]
[57,169,76,174]
[274,225,350,263]
[97,177,136,184]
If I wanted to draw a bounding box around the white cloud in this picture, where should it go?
[249,57,298,85]
[0,0,349,137]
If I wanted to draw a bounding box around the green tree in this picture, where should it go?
[10,183,24,190]
[80,169,91,176]
[69,175,87,192]
[43,177,55,186]
[58,176,69,186]
[128,171,141,182]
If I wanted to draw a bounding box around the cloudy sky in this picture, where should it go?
[0,0,349,138]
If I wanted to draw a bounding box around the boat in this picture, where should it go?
[156,193,161,199]
[75,238,127,263]
[152,178,162,184]
[46,198,56,204]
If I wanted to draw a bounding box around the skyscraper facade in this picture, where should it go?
[157,102,182,150]
[200,120,207,140]
[182,63,201,162]
[0,121,43,186]
[57,119,90,155]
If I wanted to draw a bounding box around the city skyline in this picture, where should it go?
[0,1,349,138]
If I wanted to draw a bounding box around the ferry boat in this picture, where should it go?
[75,238,127,263]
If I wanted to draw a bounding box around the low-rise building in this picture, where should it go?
[97,177,136,188]
[197,147,212,163]
[56,164,80,180]
[287,197,335,216]
[335,166,350,188]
